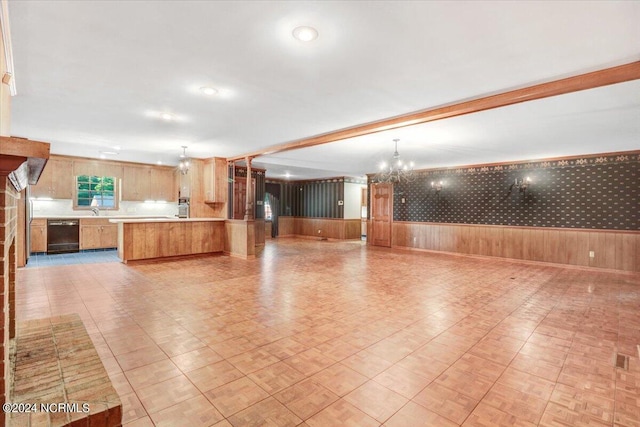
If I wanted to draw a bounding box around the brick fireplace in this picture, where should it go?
[0,138,50,427]
[0,175,18,426]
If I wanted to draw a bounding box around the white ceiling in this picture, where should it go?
[7,1,640,179]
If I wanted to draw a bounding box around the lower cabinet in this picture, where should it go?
[80,219,117,250]
[30,219,47,253]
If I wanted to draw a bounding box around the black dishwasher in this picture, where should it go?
[47,219,80,254]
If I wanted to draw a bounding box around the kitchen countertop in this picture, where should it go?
[108,217,225,223]
[33,215,175,220]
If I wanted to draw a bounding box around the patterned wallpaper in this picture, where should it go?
[392,153,639,230]
[275,178,346,218]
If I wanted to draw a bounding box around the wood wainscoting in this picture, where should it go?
[393,222,639,272]
[255,219,265,245]
[224,220,256,258]
[278,217,361,240]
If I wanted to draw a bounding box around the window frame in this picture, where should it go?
[74,175,119,210]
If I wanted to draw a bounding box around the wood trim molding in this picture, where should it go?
[48,153,178,171]
[368,150,640,178]
[0,136,50,159]
[0,0,16,95]
[228,61,640,161]
[393,221,640,235]
[392,222,639,272]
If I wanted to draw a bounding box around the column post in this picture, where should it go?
[244,157,254,220]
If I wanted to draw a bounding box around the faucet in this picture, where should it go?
[91,207,100,216]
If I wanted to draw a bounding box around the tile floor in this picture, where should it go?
[26,248,120,267]
[16,238,640,426]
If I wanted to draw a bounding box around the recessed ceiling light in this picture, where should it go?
[292,26,318,42]
[160,113,174,121]
[157,160,163,165]
[99,150,119,156]
[200,87,218,96]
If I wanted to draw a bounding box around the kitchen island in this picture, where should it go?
[109,217,225,263]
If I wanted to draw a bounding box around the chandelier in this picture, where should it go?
[179,146,190,175]
[373,139,416,183]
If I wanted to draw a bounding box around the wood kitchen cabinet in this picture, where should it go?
[203,157,227,203]
[31,158,74,199]
[122,165,177,201]
[116,219,224,262]
[122,165,150,201]
[101,224,118,247]
[30,155,178,202]
[73,159,123,179]
[80,219,117,249]
[30,219,47,253]
[149,168,177,201]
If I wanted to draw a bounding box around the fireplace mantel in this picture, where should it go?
[0,136,50,190]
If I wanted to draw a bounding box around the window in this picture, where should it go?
[264,194,273,220]
[75,175,118,209]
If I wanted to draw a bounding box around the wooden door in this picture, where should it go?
[233,178,247,219]
[370,183,392,247]
[233,178,255,219]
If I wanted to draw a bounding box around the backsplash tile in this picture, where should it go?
[32,199,178,217]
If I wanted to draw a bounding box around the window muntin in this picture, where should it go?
[75,175,117,209]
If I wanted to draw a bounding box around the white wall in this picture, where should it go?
[343,182,365,219]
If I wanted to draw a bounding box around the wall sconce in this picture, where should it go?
[514,177,531,193]
[431,180,443,193]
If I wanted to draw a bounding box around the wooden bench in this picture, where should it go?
[10,314,121,426]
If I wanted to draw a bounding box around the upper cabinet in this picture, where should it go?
[31,158,74,199]
[121,164,177,201]
[203,157,227,203]
[31,155,178,202]
[73,159,124,179]
[149,167,177,201]
[121,165,150,201]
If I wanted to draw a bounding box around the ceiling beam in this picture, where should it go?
[228,61,640,162]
